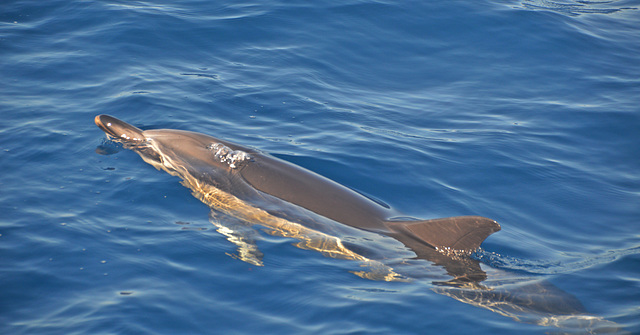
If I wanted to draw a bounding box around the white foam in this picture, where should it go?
[209,143,251,169]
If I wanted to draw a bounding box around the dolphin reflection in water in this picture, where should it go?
[95,115,623,333]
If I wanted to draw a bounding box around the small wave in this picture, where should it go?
[180,73,220,80]
[95,138,122,156]
[518,0,637,16]
[360,126,512,143]
[474,245,640,275]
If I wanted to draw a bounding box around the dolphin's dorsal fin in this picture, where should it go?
[385,216,500,253]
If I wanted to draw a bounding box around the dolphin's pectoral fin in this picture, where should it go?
[385,216,500,254]
[208,211,264,266]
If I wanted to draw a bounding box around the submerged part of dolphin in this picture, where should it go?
[95,115,625,332]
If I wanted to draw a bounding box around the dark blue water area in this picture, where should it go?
[1,0,639,334]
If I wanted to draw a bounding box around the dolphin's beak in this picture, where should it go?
[95,115,146,143]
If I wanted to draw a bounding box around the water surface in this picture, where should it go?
[1,0,639,334]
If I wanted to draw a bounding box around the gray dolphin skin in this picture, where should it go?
[95,115,624,333]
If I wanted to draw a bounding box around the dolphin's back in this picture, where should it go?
[239,153,392,232]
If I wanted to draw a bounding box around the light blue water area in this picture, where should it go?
[1,0,639,334]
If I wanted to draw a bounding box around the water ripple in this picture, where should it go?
[476,245,640,275]
[517,0,637,15]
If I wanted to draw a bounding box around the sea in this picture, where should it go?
[1,0,639,334]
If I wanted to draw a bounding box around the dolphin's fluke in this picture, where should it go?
[385,216,500,253]
[95,115,146,144]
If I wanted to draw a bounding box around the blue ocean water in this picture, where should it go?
[1,0,639,334]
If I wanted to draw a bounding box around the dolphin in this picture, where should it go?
[94,115,627,332]
[95,115,499,270]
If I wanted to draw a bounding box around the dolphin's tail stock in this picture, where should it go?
[385,216,500,255]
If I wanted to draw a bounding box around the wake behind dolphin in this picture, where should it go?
[95,115,624,333]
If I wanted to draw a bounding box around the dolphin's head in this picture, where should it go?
[95,114,165,167]
[95,115,146,144]
[137,128,255,193]
[95,115,254,186]
[141,128,254,172]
